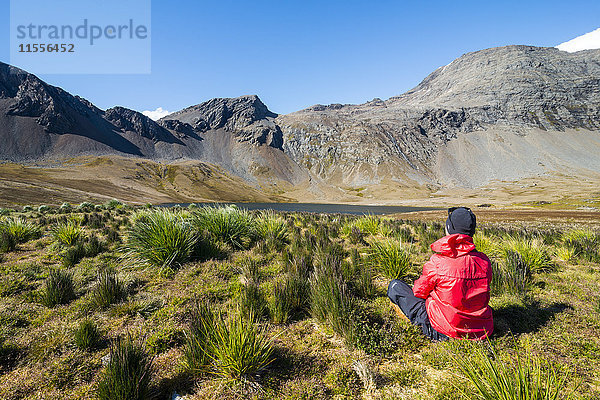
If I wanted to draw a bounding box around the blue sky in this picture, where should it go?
[1,0,599,115]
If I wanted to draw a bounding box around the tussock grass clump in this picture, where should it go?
[269,278,295,324]
[393,226,414,243]
[0,217,42,244]
[348,226,367,245]
[97,336,153,400]
[123,209,198,274]
[183,303,274,380]
[59,202,73,213]
[51,220,85,247]
[449,340,568,400]
[59,234,107,267]
[562,228,600,262]
[0,216,41,253]
[348,248,376,299]
[38,205,52,213]
[60,243,87,268]
[501,237,555,274]
[81,212,107,229]
[342,215,381,237]
[254,211,289,250]
[74,319,101,350]
[491,256,530,298]
[105,199,124,210]
[555,246,575,263]
[183,302,214,375]
[102,226,121,244]
[269,249,312,324]
[415,222,445,252]
[236,256,268,320]
[310,256,356,346]
[473,233,501,258]
[269,271,309,324]
[282,248,313,279]
[238,256,262,285]
[91,270,126,309]
[193,205,255,250]
[209,309,275,380]
[239,282,269,321]
[0,230,16,253]
[40,269,76,307]
[84,234,106,257]
[368,239,412,280]
[77,202,95,213]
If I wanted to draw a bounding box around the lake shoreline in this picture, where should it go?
[161,202,444,215]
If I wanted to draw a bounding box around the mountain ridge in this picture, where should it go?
[1,44,600,204]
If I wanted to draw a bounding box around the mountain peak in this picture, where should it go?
[386,45,600,131]
[162,95,277,132]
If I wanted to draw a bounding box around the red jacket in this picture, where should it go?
[413,234,493,339]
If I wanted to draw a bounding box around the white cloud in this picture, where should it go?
[141,107,171,120]
[556,27,600,52]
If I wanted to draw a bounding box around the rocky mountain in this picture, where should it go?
[1,45,600,203]
[0,63,301,189]
[160,95,284,149]
[0,62,143,159]
[276,45,600,189]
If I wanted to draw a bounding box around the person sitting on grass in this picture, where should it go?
[387,207,493,341]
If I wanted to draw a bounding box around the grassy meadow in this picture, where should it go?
[0,202,599,399]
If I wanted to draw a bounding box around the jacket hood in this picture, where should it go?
[430,234,476,257]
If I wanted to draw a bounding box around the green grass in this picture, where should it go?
[341,215,381,237]
[239,282,269,321]
[449,339,569,400]
[368,239,412,280]
[73,319,101,350]
[91,269,126,309]
[491,256,530,298]
[183,303,274,380]
[182,302,215,376]
[123,209,198,274]
[501,237,555,274]
[269,271,309,324]
[193,205,255,250]
[309,256,356,347]
[0,216,41,252]
[562,228,600,262]
[0,230,16,253]
[0,217,41,244]
[0,206,596,399]
[209,309,275,380]
[96,336,153,400]
[51,220,85,247]
[39,269,76,307]
[416,222,445,252]
[255,211,289,250]
[237,256,262,285]
[473,232,501,258]
[348,248,375,298]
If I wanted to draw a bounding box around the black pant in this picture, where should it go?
[387,280,448,341]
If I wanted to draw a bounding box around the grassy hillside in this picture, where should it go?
[0,203,598,399]
[0,157,289,208]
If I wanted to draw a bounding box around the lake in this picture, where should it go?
[165,202,440,215]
